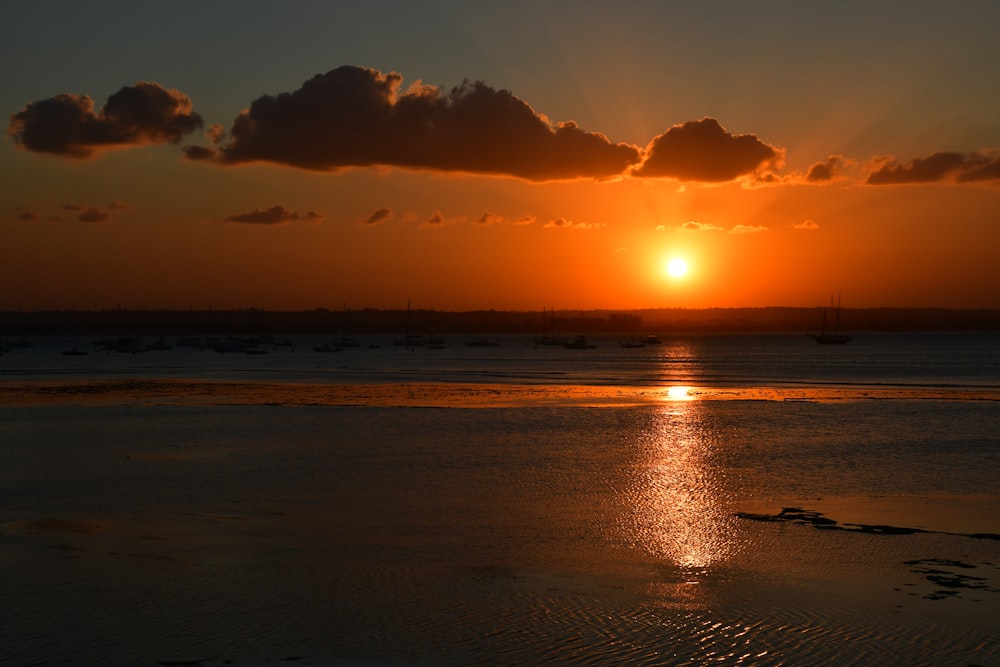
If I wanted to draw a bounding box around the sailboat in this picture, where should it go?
[535,307,568,346]
[808,293,853,344]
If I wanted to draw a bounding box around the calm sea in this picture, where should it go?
[1,332,998,665]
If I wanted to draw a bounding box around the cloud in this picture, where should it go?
[680,221,723,232]
[107,200,129,210]
[184,65,641,181]
[78,207,110,223]
[792,219,820,230]
[478,212,503,225]
[15,211,39,222]
[420,211,464,228]
[632,118,783,182]
[305,210,324,222]
[62,203,82,211]
[806,156,846,183]
[478,212,537,225]
[866,150,1000,185]
[224,205,301,225]
[364,207,393,225]
[8,82,203,158]
[729,224,768,234]
[543,217,603,230]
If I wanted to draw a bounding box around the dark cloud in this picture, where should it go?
[425,212,445,226]
[78,207,110,223]
[8,82,203,158]
[107,200,129,210]
[305,210,324,222]
[632,118,782,182]
[224,205,300,225]
[478,212,502,225]
[15,211,39,222]
[806,156,846,183]
[186,66,641,181]
[62,203,82,211]
[866,150,1000,185]
[365,207,392,225]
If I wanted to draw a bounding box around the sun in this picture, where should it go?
[666,257,688,278]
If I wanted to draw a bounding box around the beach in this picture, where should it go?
[2,334,999,665]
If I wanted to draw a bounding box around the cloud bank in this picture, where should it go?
[7,82,202,158]
[10,66,997,190]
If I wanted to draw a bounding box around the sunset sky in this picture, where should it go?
[3,1,999,312]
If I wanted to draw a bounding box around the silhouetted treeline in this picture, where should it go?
[1,307,999,336]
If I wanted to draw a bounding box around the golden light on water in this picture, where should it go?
[627,395,735,570]
[665,385,695,401]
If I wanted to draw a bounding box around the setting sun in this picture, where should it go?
[666,257,688,278]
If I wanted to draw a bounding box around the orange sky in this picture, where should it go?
[3,2,999,311]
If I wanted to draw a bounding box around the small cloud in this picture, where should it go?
[792,219,819,230]
[420,211,463,228]
[479,212,503,225]
[224,205,300,225]
[633,117,784,182]
[681,221,723,232]
[478,212,536,226]
[729,224,768,234]
[365,207,393,225]
[107,200,129,210]
[806,155,845,183]
[543,217,603,230]
[78,207,110,223]
[63,203,82,211]
[305,210,324,222]
[7,82,203,158]
[15,211,39,222]
[866,150,1000,185]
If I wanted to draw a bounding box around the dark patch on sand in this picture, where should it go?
[904,558,1000,599]
[735,507,997,540]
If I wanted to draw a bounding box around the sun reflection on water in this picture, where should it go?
[627,388,736,570]
[665,385,695,401]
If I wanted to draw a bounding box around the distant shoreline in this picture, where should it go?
[2,306,999,335]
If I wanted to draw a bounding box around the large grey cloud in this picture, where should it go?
[185,66,641,181]
[632,118,783,182]
[7,82,203,158]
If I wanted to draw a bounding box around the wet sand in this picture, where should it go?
[2,380,998,665]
